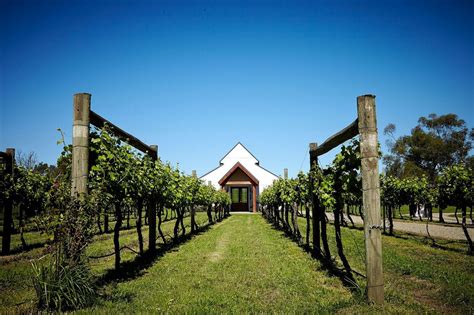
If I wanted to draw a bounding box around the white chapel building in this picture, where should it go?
[200,142,279,213]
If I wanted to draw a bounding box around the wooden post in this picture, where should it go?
[357,94,383,304]
[1,148,15,255]
[71,93,91,196]
[309,143,321,257]
[191,170,197,232]
[149,145,158,161]
[149,144,158,251]
[283,168,288,179]
[252,184,257,213]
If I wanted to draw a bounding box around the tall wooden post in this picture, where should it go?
[283,168,288,179]
[149,145,158,161]
[252,184,257,213]
[149,145,158,251]
[309,143,320,257]
[357,94,383,304]
[71,93,91,196]
[191,170,197,232]
[1,148,15,255]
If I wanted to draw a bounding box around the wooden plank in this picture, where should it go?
[313,119,359,157]
[357,94,384,304]
[90,110,157,158]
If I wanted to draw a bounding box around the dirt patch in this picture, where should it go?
[402,275,452,314]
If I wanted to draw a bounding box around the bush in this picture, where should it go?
[31,251,96,311]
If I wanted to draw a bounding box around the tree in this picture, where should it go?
[16,150,38,170]
[383,113,473,181]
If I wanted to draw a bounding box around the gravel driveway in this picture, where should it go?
[325,213,474,241]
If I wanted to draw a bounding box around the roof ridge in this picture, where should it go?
[219,142,260,165]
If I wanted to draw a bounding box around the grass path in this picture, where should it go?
[83,214,353,313]
[2,213,472,313]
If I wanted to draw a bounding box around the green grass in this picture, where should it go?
[1,213,473,314]
[397,205,459,215]
[296,216,474,313]
[0,212,210,313]
[82,214,353,314]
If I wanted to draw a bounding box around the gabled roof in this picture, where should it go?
[199,142,279,191]
[218,162,259,186]
[219,142,260,165]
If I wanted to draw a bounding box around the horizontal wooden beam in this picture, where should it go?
[311,119,359,157]
[90,110,157,158]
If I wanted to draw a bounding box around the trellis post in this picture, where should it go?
[283,168,288,179]
[357,94,384,304]
[71,93,91,196]
[1,148,15,255]
[149,144,158,251]
[309,143,320,257]
[191,170,197,232]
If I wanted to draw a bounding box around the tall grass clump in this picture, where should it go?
[31,189,96,311]
[32,250,95,311]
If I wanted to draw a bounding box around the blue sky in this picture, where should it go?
[1,0,473,177]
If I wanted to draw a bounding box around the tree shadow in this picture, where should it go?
[325,218,470,255]
[388,232,470,254]
[266,220,362,296]
[4,241,49,255]
[96,222,216,287]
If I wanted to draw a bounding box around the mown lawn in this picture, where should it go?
[398,205,459,214]
[82,214,353,314]
[0,212,210,313]
[1,213,473,314]
[296,216,474,314]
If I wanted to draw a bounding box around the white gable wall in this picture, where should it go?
[220,143,258,165]
[200,143,279,191]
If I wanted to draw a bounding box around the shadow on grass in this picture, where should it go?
[387,231,470,254]
[96,217,230,288]
[3,241,49,256]
[325,218,470,255]
[265,219,363,298]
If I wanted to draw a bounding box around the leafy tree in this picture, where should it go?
[383,113,473,181]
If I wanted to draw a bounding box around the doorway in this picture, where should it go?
[230,187,248,212]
